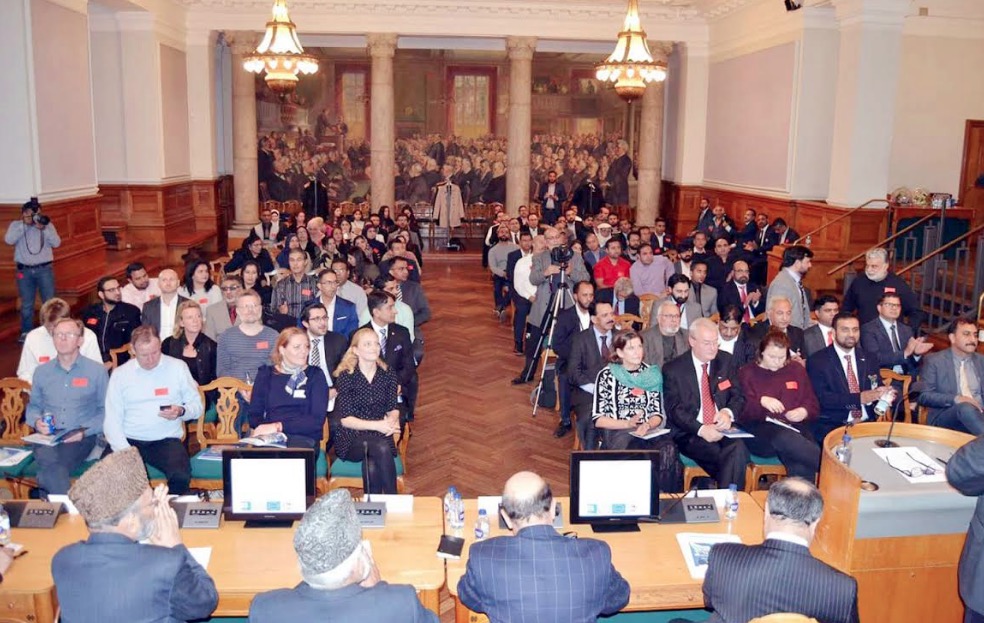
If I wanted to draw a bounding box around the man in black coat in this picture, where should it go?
[567,302,615,451]
[362,290,418,421]
[552,281,595,438]
[81,276,142,363]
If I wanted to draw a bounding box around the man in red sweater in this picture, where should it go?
[593,238,631,290]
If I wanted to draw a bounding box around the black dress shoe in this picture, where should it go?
[553,423,571,438]
[512,375,531,385]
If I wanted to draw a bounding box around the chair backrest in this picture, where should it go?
[614,314,643,331]
[196,377,251,447]
[878,369,911,422]
[412,202,435,220]
[108,343,134,371]
[0,378,31,443]
[749,614,818,623]
[340,201,356,217]
[638,294,658,327]
[282,199,302,215]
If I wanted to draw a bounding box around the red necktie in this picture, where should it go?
[229,306,237,324]
[738,285,750,323]
[844,355,862,421]
[827,329,834,346]
[700,363,716,425]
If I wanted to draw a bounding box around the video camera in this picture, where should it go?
[550,244,575,266]
[22,197,49,227]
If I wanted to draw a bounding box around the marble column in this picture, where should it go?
[506,36,536,215]
[636,44,670,226]
[229,33,259,230]
[368,33,397,212]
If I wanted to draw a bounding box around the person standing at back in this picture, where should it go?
[6,198,61,343]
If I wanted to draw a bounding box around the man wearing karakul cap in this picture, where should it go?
[249,489,438,622]
[51,448,218,623]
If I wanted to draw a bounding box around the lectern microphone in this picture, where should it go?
[875,381,926,448]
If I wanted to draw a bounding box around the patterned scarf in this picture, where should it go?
[610,362,663,393]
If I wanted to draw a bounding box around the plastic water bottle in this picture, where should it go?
[474,509,490,540]
[443,487,457,526]
[724,484,739,520]
[452,491,465,529]
[833,434,853,466]
[874,388,897,418]
[804,234,812,247]
[0,504,10,545]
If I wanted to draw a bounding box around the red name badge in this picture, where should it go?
[72,377,89,388]
[154,387,169,396]
[786,381,799,390]
[884,287,896,293]
[718,379,732,391]
[630,388,645,397]
[301,289,312,296]
[256,341,269,349]
[86,318,98,326]
[199,298,208,305]
[38,356,50,364]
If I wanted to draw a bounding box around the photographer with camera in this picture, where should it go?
[5,198,61,342]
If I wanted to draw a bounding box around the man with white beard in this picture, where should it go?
[639,300,689,367]
[843,247,924,331]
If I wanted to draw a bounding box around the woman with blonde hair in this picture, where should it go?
[161,301,217,388]
[248,327,328,449]
[332,326,400,493]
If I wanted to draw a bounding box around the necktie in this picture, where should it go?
[700,363,716,425]
[827,328,834,347]
[600,334,610,361]
[310,338,321,368]
[960,360,972,398]
[738,285,750,323]
[845,355,862,422]
[379,329,387,356]
[797,282,809,325]
[396,286,404,302]
[229,306,237,324]
[890,324,901,353]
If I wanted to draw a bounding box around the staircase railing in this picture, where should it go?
[792,198,890,246]
[826,212,936,276]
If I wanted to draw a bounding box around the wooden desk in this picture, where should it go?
[1,497,445,621]
[750,490,768,511]
[447,495,764,623]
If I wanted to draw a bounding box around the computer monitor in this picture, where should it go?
[222,448,316,528]
[569,450,660,532]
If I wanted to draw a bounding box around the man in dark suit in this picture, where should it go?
[734,296,806,367]
[390,257,430,361]
[716,260,765,321]
[552,281,595,438]
[300,303,347,387]
[652,217,675,254]
[703,477,859,623]
[736,208,758,244]
[803,295,839,358]
[506,232,534,354]
[568,302,615,451]
[663,318,750,490]
[640,299,689,367]
[457,471,630,622]
[946,434,984,623]
[806,313,893,443]
[141,268,188,339]
[313,269,359,341]
[860,292,932,376]
[918,316,984,435]
[596,277,641,330]
[52,448,218,623]
[364,290,417,421]
[695,197,714,234]
[744,212,774,285]
[251,489,437,622]
[771,217,799,245]
[536,170,567,225]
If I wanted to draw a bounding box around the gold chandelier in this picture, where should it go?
[595,0,667,103]
[243,0,318,96]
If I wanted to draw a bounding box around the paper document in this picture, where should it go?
[765,417,800,433]
[0,447,31,467]
[676,532,742,579]
[872,447,947,483]
[188,547,212,570]
[630,427,671,440]
[721,427,753,439]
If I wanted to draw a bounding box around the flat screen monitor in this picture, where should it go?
[569,450,660,532]
[222,448,316,527]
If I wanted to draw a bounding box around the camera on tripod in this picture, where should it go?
[23,197,49,227]
[550,244,574,266]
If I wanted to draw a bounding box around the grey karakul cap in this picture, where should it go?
[293,489,362,574]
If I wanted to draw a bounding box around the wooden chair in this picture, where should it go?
[878,369,912,423]
[709,312,721,323]
[339,201,357,217]
[263,200,283,213]
[682,455,710,491]
[327,421,409,493]
[916,404,928,425]
[189,378,250,490]
[614,313,643,331]
[749,614,818,623]
[209,258,225,284]
[282,199,302,216]
[108,343,134,371]
[0,379,34,497]
[413,202,438,249]
[639,294,658,327]
[747,456,787,491]
[463,203,488,238]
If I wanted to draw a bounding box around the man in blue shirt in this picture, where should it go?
[26,318,109,495]
[104,325,202,494]
[5,199,61,342]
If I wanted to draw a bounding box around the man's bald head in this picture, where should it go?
[501,471,554,530]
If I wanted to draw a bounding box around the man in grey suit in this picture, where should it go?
[688,259,717,319]
[651,274,703,332]
[946,434,984,623]
[52,448,218,622]
[859,292,932,375]
[141,268,188,339]
[389,256,430,361]
[703,477,859,623]
[803,294,839,358]
[918,316,984,435]
[640,299,689,367]
[250,489,437,622]
[767,245,814,330]
[203,274,242,340]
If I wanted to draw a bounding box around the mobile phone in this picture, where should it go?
[159,405,171,411]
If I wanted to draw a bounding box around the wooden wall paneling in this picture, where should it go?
[192,181,220,254]
[854,566,962,623]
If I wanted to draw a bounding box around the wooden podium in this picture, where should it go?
[815,422,975,623]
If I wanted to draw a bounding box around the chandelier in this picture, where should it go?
[243,0,318,96]
[595,0,667,102]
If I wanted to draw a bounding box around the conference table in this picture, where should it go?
[0,496,446,622]
[447,494,764,623]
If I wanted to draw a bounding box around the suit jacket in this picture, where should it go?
[536,180,567,211]
[582,249,603,271]
[639,327,689,368]
[141,295,190,336]
[325,295,359,339]
[251,581,437,623]
[802,324,834,359]
[767,269,812,329]
[553,307,590,373]
[696,208,715,233]
[806,345,882,438]
[703,539,859,623]
[688,283,717,319]
[457,525,630,623]
[736,321,806,366]
[652,233,675,254]
[309,330,348,385]
[946,434,984,615]
[596,289,641,318]
[204,301,238,340]
[663,350,746,440]
[651,297,703,331]
[859,317,918,374]
[360,322,416,390]
[505,248,524,299]
[51,532,218,623]
[717,281,766,318]
[528,249,590,328]
[568,327,611,390]
[399,280,431,327]
[919,349,984,424]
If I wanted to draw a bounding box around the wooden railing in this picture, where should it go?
[897,222,984,276]
[826,212,936,276]
[792,198,890,245]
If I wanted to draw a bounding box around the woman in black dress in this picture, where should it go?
[161,301,217,390]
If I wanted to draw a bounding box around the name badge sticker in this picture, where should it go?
[718,379,732,391]
[72,377,89,388]
[786,381,799,390]
[256,341,269,350]
[154,387,169,396]
[38,356,50,364]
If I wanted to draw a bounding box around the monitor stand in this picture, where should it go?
[590,522,640,533]
[244,519,294,528]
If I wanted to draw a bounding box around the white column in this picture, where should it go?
[636,79,665,226]
[826,0,908,206]
[0,0,40,202]
[368,33,397,212]
[117,13,166,183]
[506,36,536,214]
[229,32,259,230]
[673,41,709,186]
[186,28,218,181]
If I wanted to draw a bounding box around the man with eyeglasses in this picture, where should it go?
[640,300,689,368]
[314,269,358,340]
[300,303,345,413]
[204,275,243,340]
[80,276,142,363]
[860,291,931,376]
[216,289,278,384]
[25,318,109,495]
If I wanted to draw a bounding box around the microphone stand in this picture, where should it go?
[875,384,919,448]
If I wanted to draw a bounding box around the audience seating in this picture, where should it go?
[463,203,489,238]
[327,421,410,493]
[681,455,710,492]
[878,369,912,423]
[412,202,439,249]
[746,455,786,491]
[638,294,658,327]
[339,201,356,217]
[189,378,249,490]
[614,313,644,331]
[0,378,34,497]
[108,343,134,371]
